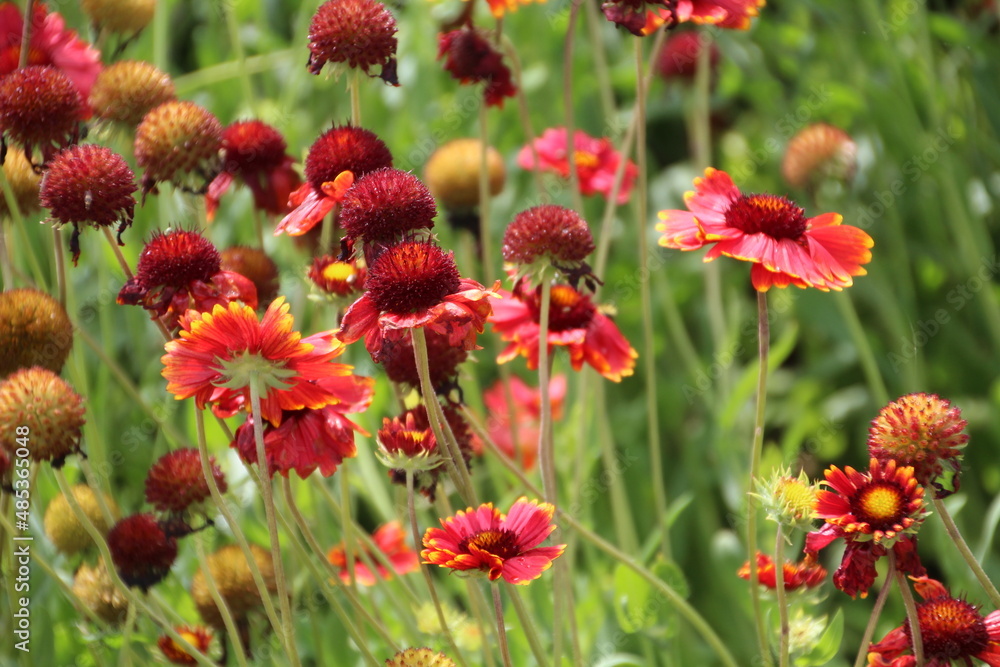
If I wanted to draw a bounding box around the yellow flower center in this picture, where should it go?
[321,261,358,284]
[573,150,600,169]
[775,478,816,520]
[857,485,902,521]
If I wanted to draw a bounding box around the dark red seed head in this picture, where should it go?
[40,144,137,229]
[502,205,594,265]
[365,240,461,315]
[220,120,290,175]
[304,125,392,192]
[0,65,86,154]
[145,448,227,515]
[134,230,221,289]
[107,514,178,591]
[307,0,398,80]
[339,168,436,244]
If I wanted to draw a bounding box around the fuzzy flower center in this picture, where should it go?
[365,242,461,315]
[724,194,808,240]
[910,598,989,658]
[462,529,520,560]
[852,483,904,528]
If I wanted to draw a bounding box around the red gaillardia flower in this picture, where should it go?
[107,513,178,591]
[490,279,637,382]
[145,448,227,515]
[162,297,357,427]
[134,100,223,199]
[868,393,969,499]
[339,167,437,257]
[737,552,827,592]
[438,28,516,109]
[0,2,102,98]
[518,128,638,205]
[220,246,281,306]
[276,125,393,236]
[502,204,597,288]
[656,31,720,82]
[656,168,873,292]
[0,367,85,466]
[0,65,87,163]
[327,521,420,585]
[805,458,928,599]
[117,229,258,331]
[231,372,374,479]
[481,374,566,471]
[307,0,398,85]
[422,497,566,585]
[309,255,367,299]
[337,239,498,361]
[465,0,541,19]
[89,60,176,127]
[782,123,857,191]
[157,626,214,666]
[206,120,302,222]
[603,0,764,36]
[0,288,73,377]
[373,326,469,392]
[40,144,137,265]
[868,576,1000,667]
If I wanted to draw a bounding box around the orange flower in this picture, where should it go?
[327,521,419,585]
[161,297,359,426]
[603,0,763,36]
[466,0,543,19]
[737,552,826,592]
[657,168,873,291]
[157,626,214,665]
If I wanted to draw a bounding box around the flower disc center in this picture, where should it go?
[724,194,807,240]
[366,241,461,315]
[526,284,596,331]
[912,598,989,658]
[462,529,520,560]
[852,483,904,527]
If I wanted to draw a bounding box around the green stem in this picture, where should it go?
[835,292,889,405]
[934,497,1000,608]
[1,167,47,290]
[492,585,514,667]
[505,584,552,667]
[463,579,498,667]
[562,0,584,214]
[478,101,494,282]
[340,465,357,587]
[0,221,13,287]
[896,568,924,667]
[18,0,34,69]
[536,277,555,502]
[350,70,362,126]
[500,36,544,196]
[853,556,895,667]
[194,535,250,667]
[52,227,66,308]
[248,381,299,666]
[117,597,136,667]
[775,528,789,667]
[747,290,773,667]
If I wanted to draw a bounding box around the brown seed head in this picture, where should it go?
[0,367,85,465]
[0,288,73,377]
[307,0,398,82]
[44,484,120,555]
[90,60,176,127]
[135,101,222,195]
[73,558,130,626]
[424,138,505,209]
[81,0,157,34]
[220,246,280,304]
[192,543,276,627]
[782,123,857,190]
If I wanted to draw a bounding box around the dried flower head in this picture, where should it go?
[308,255,366,298]
[782,123,857,190]
[40,144,137,264]
[0,149,42,219]
[220,245,280,305]
[424,138,505,209]
[107,513,178,591]
[73,558,129,626]
[0,65,85,162]
[157,626,214,666]
[81,0,156,35]
[0,288,73,378]
[191,543,276,627]
[307,0,398,85]
[868,393,969,498]
[0,367,85,466]
[502,205,595,285]
[44,484,119,555]
[438,28,516,108]
[385,648,457,667]
[145,448,226,515]
[339,168,437,250]
[90,60,176,127]
[134,101,223,198]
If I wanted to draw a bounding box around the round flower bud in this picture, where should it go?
[135,101,223,197]
[81,0,156,35]
[307,0,398,84]
[782,123,857,190]
[0,66,85,159]
[107,513,178,591]
[0,288,73,378]
[0,367,85,465]
[0,149,42,219]
[191,543,276,627]
[220,246,280,305]
[73,558,130,626]
[754,468,818,531]
[424,138,505,209]
[90,60,176,127]
[502,204,595,266]
[145,448,226,515]
[44,484,119,555]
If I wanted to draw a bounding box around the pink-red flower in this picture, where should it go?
[438,28,516,109]
[466,0,541,18]
[0,2,102,98]
[518,128,637,204]
[657,167,873,291]
[490,279,637,382]
[805,458,928,598]
[327,521,419,585]
[161,297,360,427]
[868,576,1000,666]
[422,497,565,584]
[480,375,566,471]
[737,552,826,592]
[603,0,763,36]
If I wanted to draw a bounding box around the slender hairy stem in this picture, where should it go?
[505,584,552,667]
[52,227,66,307]
[248,381,299,666]
[853,557,895,667]
[194,535,250,667]
[18,0,34,69]
[933,497,1000,607]
[562,0,584,214]
[117,597,137,667]
[0,222,12,288]
[774,528,790,667]
[896,569,924,666]
[747,291,773,667]
[350,70,362,126]
[536,277,555,502]
[478,101,494,282]
[340,465,357,587]
[102,226,134,280]
[492,585,514,667]
[835,292,889,405]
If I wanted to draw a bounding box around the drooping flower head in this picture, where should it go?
[0,2,102,98]
[518,127,638,205]
[157,626,215,666]
[309,255,367,299]
[603,0,764,36]
[0,65,87,163]
[134,101,223,199]
[117,229,258,331]
[277,124,393,236]
[206,120,302,221]
[424,138,505,211]
[162,297,356,426]
[373,326,469,393]
[422,497,566,584]
[737,552,827,592]
[43,484,119,556]
[0,367,85,466]
[220,246,281,306]
[89,60,176,127]
[502,205,597,288]
[656,168,873,291]
[480,374,567,471]
[327,521,420,585]
[868,393,969,499]
[145,448,227,516]
[782,123,857,191]
[868,576,1000,666]
[656,31,720,82]
[490,279,637,382]
[307,0,398,85]
[39,144,137,265]
[81,0,156,36]
[0,288,73,377]
[107,513,178,591]
[805,458,928,598]
[338,167,437,260]
[191,543,276,628]
[337,239,498,361]
[438,28,516,109]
